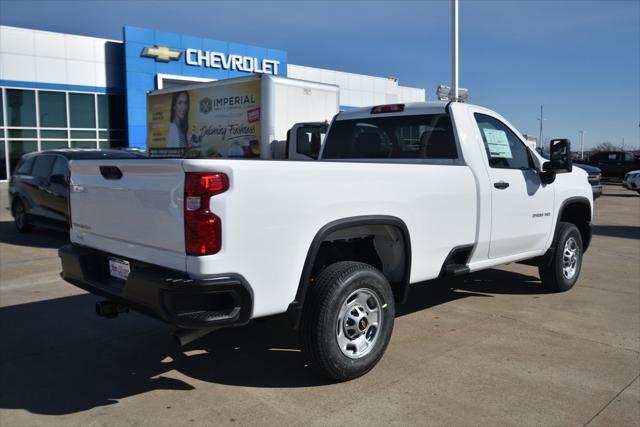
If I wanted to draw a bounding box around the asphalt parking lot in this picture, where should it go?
[0,183,638,426]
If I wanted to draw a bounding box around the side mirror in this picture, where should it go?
[549,138,572,173]
[540,161,556,184]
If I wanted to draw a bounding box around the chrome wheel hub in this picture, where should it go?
[562,237,579,280]
[336,288,382,359]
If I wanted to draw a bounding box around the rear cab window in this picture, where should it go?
[322,114,459,161]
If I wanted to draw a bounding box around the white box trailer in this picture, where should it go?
[147,74,339,159]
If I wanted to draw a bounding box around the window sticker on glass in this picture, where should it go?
[483,128,513,159]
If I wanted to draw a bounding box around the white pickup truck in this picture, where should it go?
[59,101,593,380]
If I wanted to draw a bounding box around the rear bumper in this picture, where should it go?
[59,244,252,329]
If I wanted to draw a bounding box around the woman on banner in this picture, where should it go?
[167,91,189,148]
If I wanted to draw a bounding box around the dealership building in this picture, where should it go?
[0,25,425,180]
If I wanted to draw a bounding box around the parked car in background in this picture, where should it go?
[623,170,640,194]
[539,149,601,199]
[582,151,640,178]
[9,149,143,232]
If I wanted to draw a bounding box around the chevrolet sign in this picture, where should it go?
[141,45,182,62]
[185,48,280,75]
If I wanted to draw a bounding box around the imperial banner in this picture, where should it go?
[147,79,262,158]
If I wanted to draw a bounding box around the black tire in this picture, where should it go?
[539,222,583,292]
[13,199,33,233]
[301,261,395,381]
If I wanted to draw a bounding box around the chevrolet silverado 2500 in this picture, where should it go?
[59,101,593,380]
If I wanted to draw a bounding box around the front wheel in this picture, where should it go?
[13,199,33,233]
[301,261,395,381]
[539,222,583,292]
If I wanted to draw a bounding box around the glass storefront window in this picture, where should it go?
[0,142,6,180]
[70,130,96,139]
[41,130,68,139]
[71,140,98,149]
[39,91,67,128]
[1,88,127,180]
[98,95,125,129]
[99,130,125,139]
[41,141,69,150]
[69,93,96,128]
[8,129,37,138]
[8,140,38,176]
[6,89,36,127]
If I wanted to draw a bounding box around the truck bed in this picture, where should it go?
[69,158,477,317]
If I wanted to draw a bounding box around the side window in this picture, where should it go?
[624,152,633,162]
[474,113,533,169]
[31,155,56,180]
[51,156,68,177]
[15,156,35,175]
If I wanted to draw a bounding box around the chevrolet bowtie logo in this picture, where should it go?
[141,45,182,62]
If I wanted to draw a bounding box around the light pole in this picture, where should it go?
[537,105,544,150]
[452,0,459,102]
[579,130,584,160]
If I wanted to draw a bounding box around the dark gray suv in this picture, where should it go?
[9,149,143,232]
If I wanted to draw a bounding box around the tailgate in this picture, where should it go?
[69,159,186,271]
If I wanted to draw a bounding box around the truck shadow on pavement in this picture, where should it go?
[592,225,640,240]
[600,193,639,198]
[0,268,548,416]
[0,220,68,249]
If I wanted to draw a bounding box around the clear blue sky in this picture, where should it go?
[1,0,638,149]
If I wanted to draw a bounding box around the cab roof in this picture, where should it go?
[336,101,451,120]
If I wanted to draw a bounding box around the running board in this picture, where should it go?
[439,244,474,278]
[444,264,470,276]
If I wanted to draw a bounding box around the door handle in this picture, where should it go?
[493,181,510,189]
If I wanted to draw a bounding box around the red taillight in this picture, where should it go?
[370,104,405,114]
[184,173,229,256]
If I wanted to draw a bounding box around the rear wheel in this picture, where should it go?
[301,261,395,381]
[539,222,583,292]
[13,199,33,232]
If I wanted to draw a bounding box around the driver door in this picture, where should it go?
[474,113,554,259]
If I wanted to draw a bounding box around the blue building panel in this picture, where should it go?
[128,126,147,149]
[155,31,181,48]
[180,35,203,50]
[158,58,182,75]
[180,61,205,79]
[128,107,148,127]
[124,41,148,59]
[124,26,155,44]
[202,39,229,56]
[123,26,288,149]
